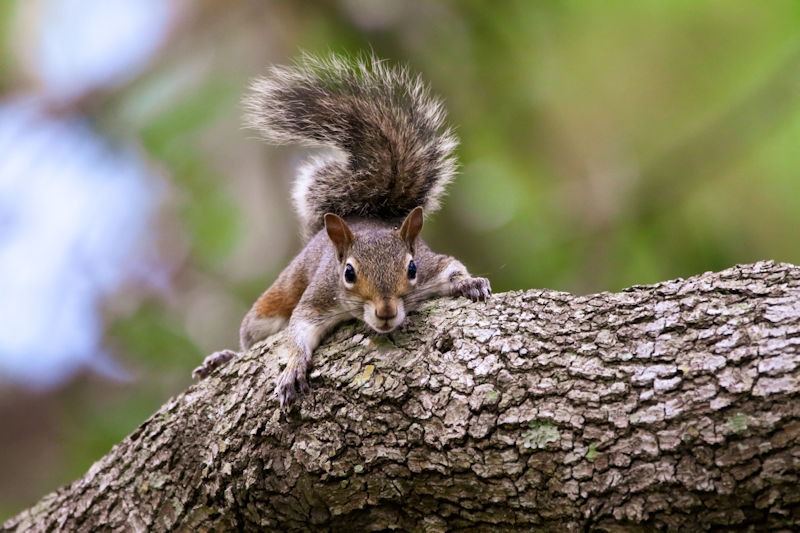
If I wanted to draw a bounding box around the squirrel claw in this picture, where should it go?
[192,349,238,380]
[274,360,311,411]
[455,276,492,302]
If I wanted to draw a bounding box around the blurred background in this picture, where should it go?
[2,0,800,519]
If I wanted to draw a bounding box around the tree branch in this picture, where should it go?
[5,261,800,531]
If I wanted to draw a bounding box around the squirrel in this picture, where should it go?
[193,54,491,410]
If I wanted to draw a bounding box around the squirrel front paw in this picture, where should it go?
[454,276,492,302]
[192,349,238,379]
[274,358,312,411]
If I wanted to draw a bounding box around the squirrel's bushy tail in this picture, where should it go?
[243,53,458,238]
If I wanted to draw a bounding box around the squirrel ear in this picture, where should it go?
[399,206,424,249]
[324,213,354,260]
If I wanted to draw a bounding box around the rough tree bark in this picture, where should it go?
[4,261,799,532]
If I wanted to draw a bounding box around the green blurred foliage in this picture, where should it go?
[4,0,800,520]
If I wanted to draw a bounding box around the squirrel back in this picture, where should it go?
[243,53,458,238]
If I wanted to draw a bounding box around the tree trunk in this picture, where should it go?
[4,260,800,532]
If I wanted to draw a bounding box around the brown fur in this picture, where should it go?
[253,275,306,319]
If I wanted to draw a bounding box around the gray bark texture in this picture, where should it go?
[4,260,800,532]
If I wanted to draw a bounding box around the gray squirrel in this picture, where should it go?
[193,54,491,410]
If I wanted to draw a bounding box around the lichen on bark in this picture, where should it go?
[3,260,799,532]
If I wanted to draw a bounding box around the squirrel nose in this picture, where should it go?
[375,300,397,320]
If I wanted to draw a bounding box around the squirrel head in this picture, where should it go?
[325,207,424,333]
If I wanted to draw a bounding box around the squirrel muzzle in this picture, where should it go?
[364,297,405,333]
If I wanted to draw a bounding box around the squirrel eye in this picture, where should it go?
[407,259,417,280]
[344,263,356,284]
